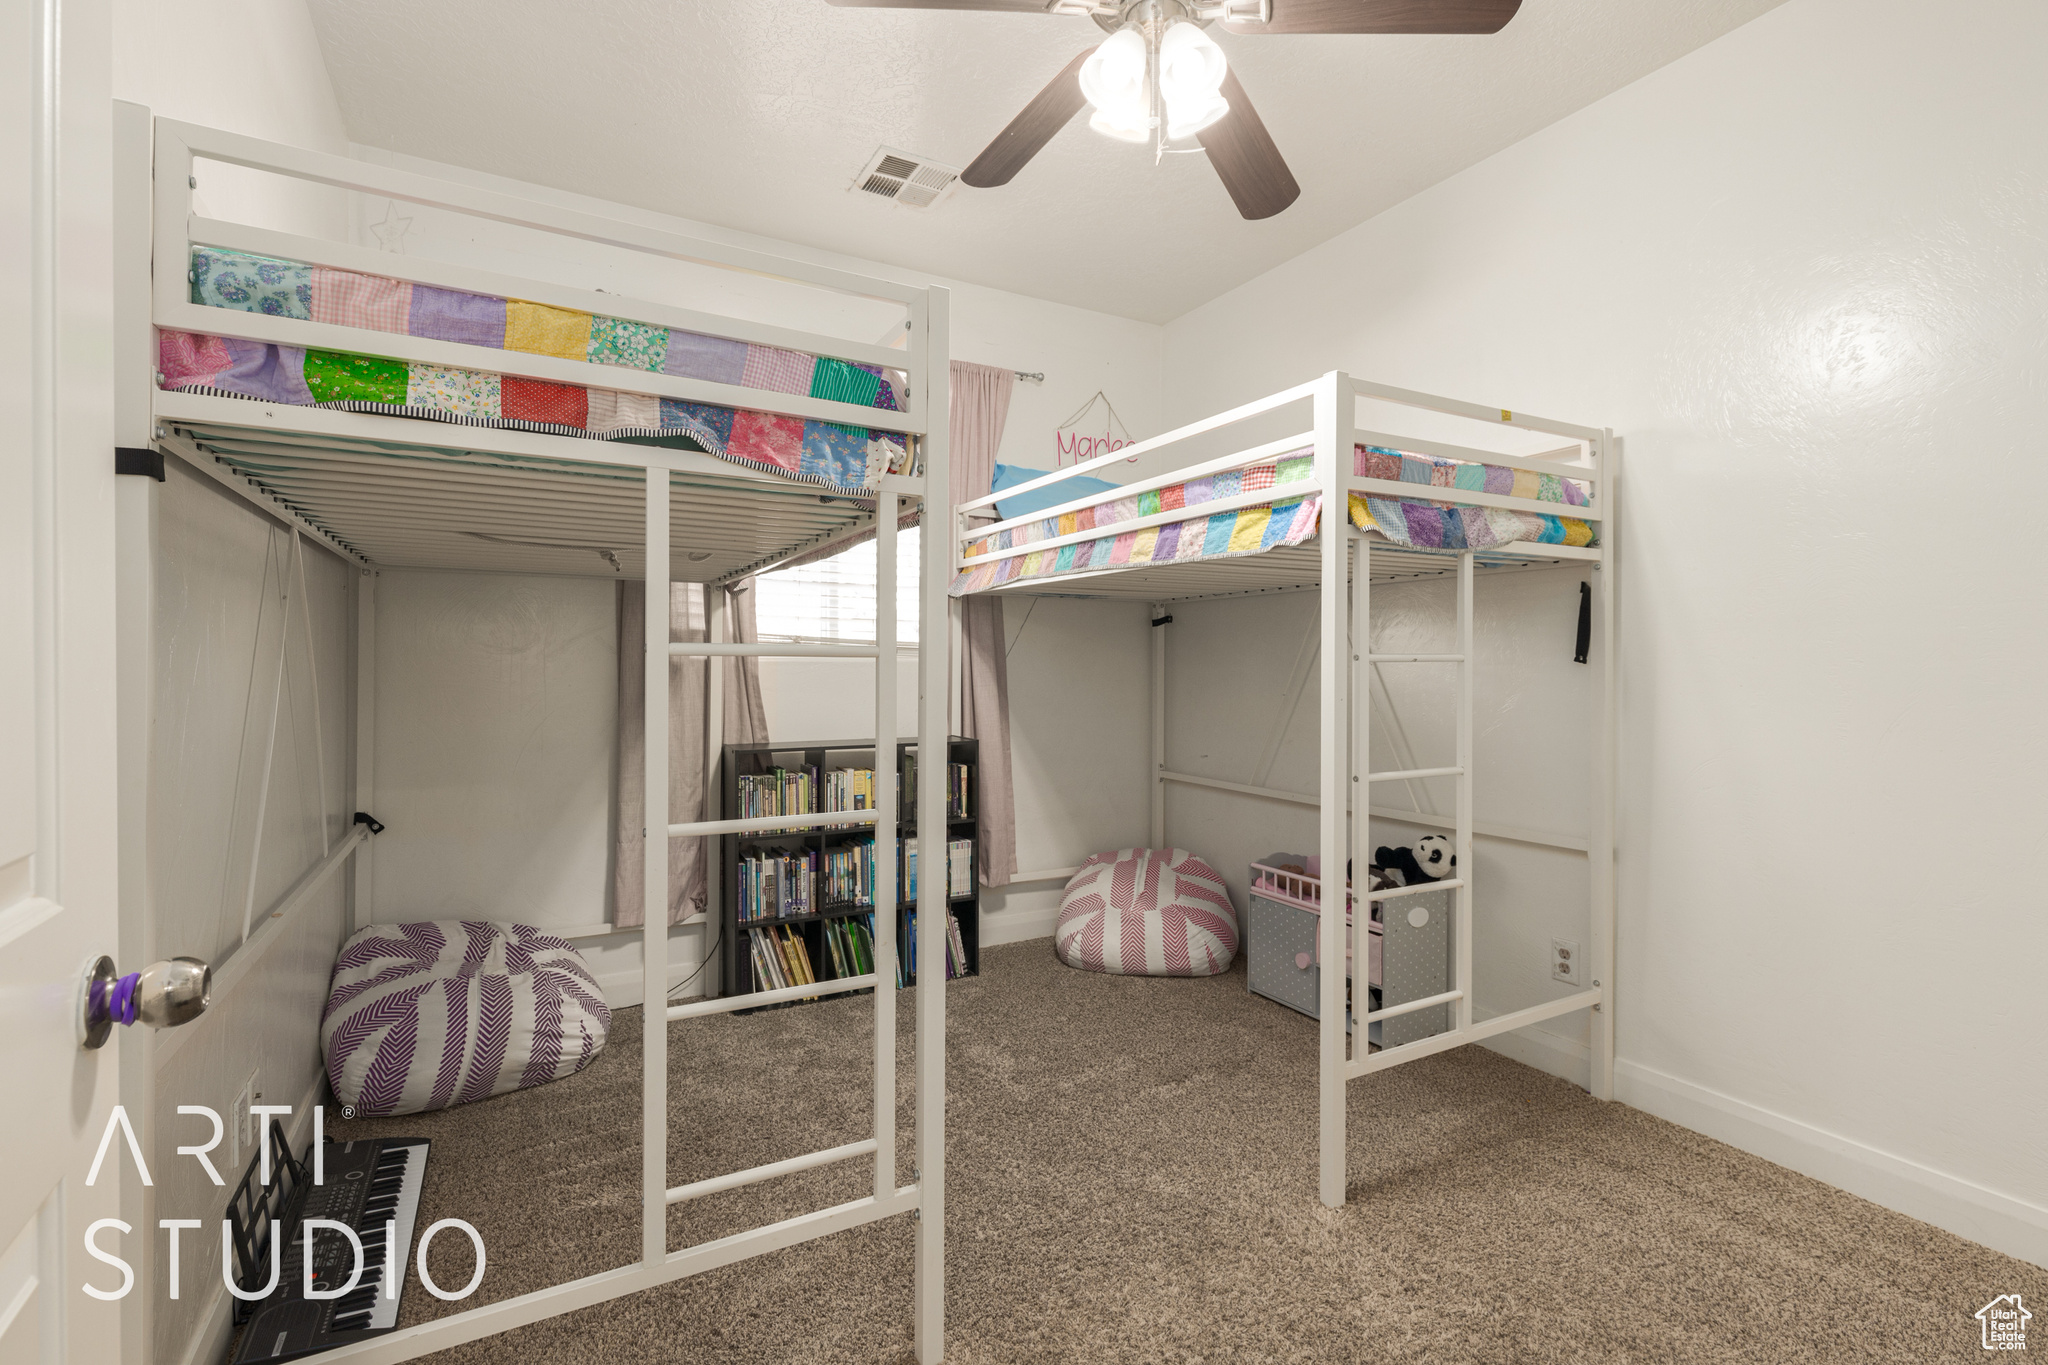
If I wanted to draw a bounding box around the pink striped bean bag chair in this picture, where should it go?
[1055,848,1239,977]
[322,920,610,1117]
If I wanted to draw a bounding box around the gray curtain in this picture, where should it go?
[613,579,769,928]
[950,360,1018,887]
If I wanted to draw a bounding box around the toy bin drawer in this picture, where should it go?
[1246,889,1449,1048]
[1245,893,1379,1021]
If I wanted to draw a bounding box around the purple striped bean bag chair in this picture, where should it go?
[322,920,610,1117]
[1056,848,1239,977]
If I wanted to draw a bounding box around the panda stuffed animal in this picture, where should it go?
[1374,835,1456,887]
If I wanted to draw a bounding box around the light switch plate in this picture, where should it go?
[230,1072,260,1169]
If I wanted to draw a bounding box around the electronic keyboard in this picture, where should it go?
[233,1137,430,1363]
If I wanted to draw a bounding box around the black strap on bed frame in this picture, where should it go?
[115,447,164,480]
[1151,614,1173,628]
[353,811,386,835]
[1574,582,1592,664]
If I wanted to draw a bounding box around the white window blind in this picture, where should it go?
[755,526,921,643]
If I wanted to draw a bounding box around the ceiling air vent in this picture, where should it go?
[852,147,961,209]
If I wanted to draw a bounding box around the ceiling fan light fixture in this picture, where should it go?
[1164,92,1228,140]
[1079,27,1153,142]
[1158,21,1229,139]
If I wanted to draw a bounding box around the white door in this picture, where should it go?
[0,0,126,1360]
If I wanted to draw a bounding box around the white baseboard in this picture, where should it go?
[596,957,712,1010]
[1467,1015,2047,1269]
[980,904,1059,948]
[1476,1016,1590,1090]
[1615,1059,2048,1271]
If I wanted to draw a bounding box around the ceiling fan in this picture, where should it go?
[826,0,1523,220]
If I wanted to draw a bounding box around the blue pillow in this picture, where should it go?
[990,462,1122,522]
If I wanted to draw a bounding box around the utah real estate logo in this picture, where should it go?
[1978,1295,2030,1352]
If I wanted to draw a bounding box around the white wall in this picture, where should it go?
[112,0,350,237]
[1158,0,2048,1266]
[985,595,1154,936]
[147,464,355,1365]
[366,570,616,929]
[1159,565,1599,1036]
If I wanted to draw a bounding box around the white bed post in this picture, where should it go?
[1350,534,1370,1070]
[1150,601,1167,849]
[703,586,725,998]
[642,463,671,1268]
[352,570,377,931]
[948,596,963,738]
[1315,371,1353,1209]
[914,286,952,1365]
[872,488,898,1204]
[1590,429,1618,1100]
[1454,551,1476,1036]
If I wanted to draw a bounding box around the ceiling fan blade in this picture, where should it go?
[1196,68,1301,220]
[961,49,1095,188]
[824,0,1052,10]
[1223,0,1521,35]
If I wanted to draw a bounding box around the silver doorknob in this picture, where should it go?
[81,955,211,1049]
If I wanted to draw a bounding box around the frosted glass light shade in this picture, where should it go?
[1159,22,1228,139]
[1080,28,1152,142]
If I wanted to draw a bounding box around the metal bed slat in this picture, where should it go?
[171,419,884,579]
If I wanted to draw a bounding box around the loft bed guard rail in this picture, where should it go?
[129,109,953,1365]
[149,118,929,496]
[947,370,1615,1217]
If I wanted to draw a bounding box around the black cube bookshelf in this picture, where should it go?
[719,737,980,1005]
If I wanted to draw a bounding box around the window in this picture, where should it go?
[755,526,921,643]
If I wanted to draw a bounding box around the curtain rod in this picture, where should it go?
[873,321,1042,383]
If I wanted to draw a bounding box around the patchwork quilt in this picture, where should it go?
[949,454,1324,596]
[949,444,1595,595]
[1347,445,1596,551]
[160,247,912,492]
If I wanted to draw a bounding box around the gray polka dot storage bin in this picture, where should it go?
[1245,853,1449,1049]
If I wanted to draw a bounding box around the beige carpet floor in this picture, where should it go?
[329,943,2043,1363]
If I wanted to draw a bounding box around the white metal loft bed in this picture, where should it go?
[948,373,1618,1208]
[116,109,954,1363]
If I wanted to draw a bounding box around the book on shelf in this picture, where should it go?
[747,924,818,996]
[896,837,975,901]
[901,909,970,983]
[822,767,877,829]
[746,916,886,1000]
[900,753,975,820]
[946,838,975,896]
[737,765,818,833]
[820,914,878,982]
[947,912,969,978]
[821,839,877,906]
[738,848,817,922]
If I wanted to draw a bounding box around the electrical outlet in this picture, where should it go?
[1551,939,1582,987]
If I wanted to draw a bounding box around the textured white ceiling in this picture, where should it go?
[305,0,1785,322]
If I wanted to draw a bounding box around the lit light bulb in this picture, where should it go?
[1158,21,1229,139]
[1079,28,1153,144]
